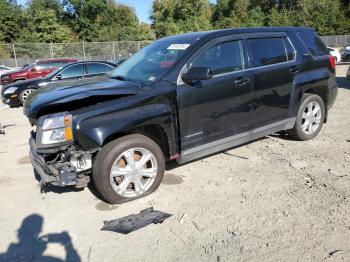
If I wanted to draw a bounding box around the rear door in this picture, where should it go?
[177,35,254,150]
[246,33,298,128]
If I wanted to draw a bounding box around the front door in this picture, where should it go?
[177,35,254,151]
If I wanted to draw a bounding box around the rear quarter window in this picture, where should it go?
[297,31,329,57]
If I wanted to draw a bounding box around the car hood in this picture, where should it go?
[3,77,46,90]
[24,76,142,121]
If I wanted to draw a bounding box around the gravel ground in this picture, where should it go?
[0,66,349,262]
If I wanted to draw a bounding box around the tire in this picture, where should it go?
[92,134,165,204]
[287,93,325,141]
[19,89,35,105]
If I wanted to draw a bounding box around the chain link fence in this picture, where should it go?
[319,35,350,48]
[0,35,349,68]
[0,41,152,68]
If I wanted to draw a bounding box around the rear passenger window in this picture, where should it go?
[248,38,287,67]
[191,40,244,75]
[60,64,84,79]
[86,63,114,75]
[297,31,328,57]
[35,62,51,70]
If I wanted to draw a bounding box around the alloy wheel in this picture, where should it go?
[21,89,35,102]
[301,101,322,135]
[109,147,158,198]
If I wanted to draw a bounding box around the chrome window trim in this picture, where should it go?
[177,34,298,85]
[177,37,246,85]
[247,36,297,69]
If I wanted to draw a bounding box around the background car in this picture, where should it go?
[0,65,16,77]
[327,46,341,63]
[1,61,117,106]
[0,58,77,85]
[341,47,350,62]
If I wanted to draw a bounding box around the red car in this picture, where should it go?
[0,58,77,85]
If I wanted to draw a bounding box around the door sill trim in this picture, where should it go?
[179,117,296,164]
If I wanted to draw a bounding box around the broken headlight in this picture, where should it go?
[37,112,73,147]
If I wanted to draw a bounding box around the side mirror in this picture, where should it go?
[182,67,213,84]
[55,74,62,80]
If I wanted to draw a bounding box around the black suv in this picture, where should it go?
[24,27,338,204]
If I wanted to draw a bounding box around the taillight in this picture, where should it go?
[329,55,336,69]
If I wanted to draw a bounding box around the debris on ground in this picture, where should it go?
[101,207,171,234]
[0,123,5,135]
[179,213,187,224]
[289,160,308,169]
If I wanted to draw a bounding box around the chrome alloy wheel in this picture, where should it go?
[301,101,322,135]
[109,147,158,198]
[21,89,35,102]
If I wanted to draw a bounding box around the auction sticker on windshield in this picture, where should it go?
[167,44,190,50]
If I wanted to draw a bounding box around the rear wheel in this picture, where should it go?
[92,134,165,204]
[19,89,35,105]
[287,93,325,141]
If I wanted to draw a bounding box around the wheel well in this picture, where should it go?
[103,124,170,159]
[13,78,26,82]
[304,86,328,122]
[304,86,327,106]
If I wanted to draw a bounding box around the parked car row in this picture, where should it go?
[1,61,118,106]
[0,59,78,85]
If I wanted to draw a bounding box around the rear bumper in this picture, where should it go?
[327,83,338,110]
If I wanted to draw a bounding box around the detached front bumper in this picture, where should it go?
[29,137,90,187]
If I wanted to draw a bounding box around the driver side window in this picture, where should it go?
[191,40,244,75]
[59,64,84,79]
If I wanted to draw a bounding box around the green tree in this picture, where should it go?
[0,0,23,43]
[19,9,76,43]
[151,0,212,38]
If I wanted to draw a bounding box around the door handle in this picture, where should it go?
[289,66,301,73]
[234,77,250,86]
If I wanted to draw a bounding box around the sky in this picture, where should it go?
[17,0,217,23]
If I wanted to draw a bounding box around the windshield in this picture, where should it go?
[46,66,63,79]
[22,64,31,71]
[110,35,199,84]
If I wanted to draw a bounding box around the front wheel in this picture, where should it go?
[92,134,165,204]
[19,89,35,105]
[287,93,325,141]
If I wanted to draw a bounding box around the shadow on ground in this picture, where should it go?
[337,77,350,90]
[0,214,81,261]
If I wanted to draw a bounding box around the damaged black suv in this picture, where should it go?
[24,27,338,204]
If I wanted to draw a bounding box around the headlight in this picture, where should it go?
[37,112,73,146]
[3,86,18,95]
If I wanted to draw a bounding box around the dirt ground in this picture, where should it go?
[0,66,349,262]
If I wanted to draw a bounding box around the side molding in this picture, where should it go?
[179,117,296,164]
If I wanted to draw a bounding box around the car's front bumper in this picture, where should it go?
[29,137,90,187]
[1,93,20,107]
